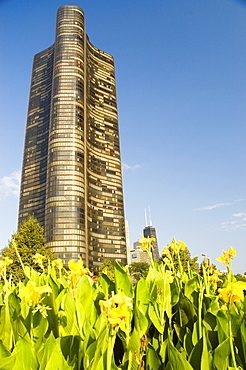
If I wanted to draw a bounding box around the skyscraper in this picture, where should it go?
[18,5,127,270]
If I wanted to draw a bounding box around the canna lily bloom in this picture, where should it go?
[138,237,156,252]
[218,281,246,306]
[18,281,52,306]
[164,270,174,284]
[52,258,63,270]
[209,270,223,283]
[110,292,133,309]
[107,306,129,327]
[168,239,186,254]
[163,257,173,269]
[162,247,171,256]
[68,259,91,277]
[99,292,132,329]
[216,247,237,267]
[0,257,13,278]
[32,253,46,268]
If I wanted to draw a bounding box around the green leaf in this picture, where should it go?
[168,339,193,370]
[213,338,230,370]
[148,303,164,334]
[12,337,38,370]
[184,276,199,299]
[0,340,11,359]
[146,343,161,369]
[114,263,133,298]
[0,354,16,370]
[39,332,57,370]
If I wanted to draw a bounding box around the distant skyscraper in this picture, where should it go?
[18,5,127,270]
[130,224,159,264]
[143,225,159,260]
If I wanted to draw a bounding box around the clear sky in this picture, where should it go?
[0,0,245,273]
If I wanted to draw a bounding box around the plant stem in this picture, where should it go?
[229,317,237,369]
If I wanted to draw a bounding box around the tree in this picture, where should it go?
[161,246,199,273]
[129,262,150,283]
[2,216,54,282]
[98,259,116,281]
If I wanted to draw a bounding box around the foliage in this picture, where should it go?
[234,273,246,282]
[128,262,149,283]
[2,216,54,282]
[0,239,244,369]
[162,240,198,273]
[98,259,115,281]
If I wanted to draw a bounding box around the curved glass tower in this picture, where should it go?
[18,5,127,270]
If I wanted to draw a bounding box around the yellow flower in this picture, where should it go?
[0,257,13,278]
[2,257,13,266]
[99,292,132,329]
[138,237,156,252]
[163,257,173,269]
[216,247,237,267]
[32,253,46,267]
[168,239,186,254]
[18,281,52,306]
[68,259,90,276]
[107,306,129,327]
[52,258,63,270]
[162,247,170,256]
[164,270,174,284]
[218,281,246,305]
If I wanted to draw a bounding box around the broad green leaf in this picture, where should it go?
[0,340,11,359]
[148,304,164,334]
[213,338,230,370]
[189,337,203,370]
[76,275,97,325]
[39,332,57,370]
[12,337,38,370]
[201,329,213,370]
[114,263,133,298]
[146,343,161,369]
[168,339,193,370]
[216,311,229,343]
[0,354,16,370]
[184,276,199,299]
[60,335,81,369]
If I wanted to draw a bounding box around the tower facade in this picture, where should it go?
[18,5,127,270]
[143,225,159,260]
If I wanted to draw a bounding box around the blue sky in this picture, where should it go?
[0,0,245,272]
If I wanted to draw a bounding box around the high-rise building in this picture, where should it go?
[143,225,159,260]
[18,5,127,270]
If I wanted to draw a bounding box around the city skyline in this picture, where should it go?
[0,0,245,273]
[18,5,127,269]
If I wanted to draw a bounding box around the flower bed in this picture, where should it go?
[0,240,245,369]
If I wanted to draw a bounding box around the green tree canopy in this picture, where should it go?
[161,246,198,273]
[129,262,150,283]
[98,259,116,281]
[2,215,54,282]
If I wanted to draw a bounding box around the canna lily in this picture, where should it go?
[163,257,173,269]
[52,258,63,270]
[218,281,246,306]
[169,239,187,254]
[18,281,52,306]
[68,259,90,276]
[138,237,156,252]
[99,292,132,329]
[209,269,222,284]
[32,253,46,268]
[0,257,13,278]
[164,270,174,284]
[216,247,237,267]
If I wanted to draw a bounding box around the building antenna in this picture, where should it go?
[148,206,152,226]
[144,208,148,227]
